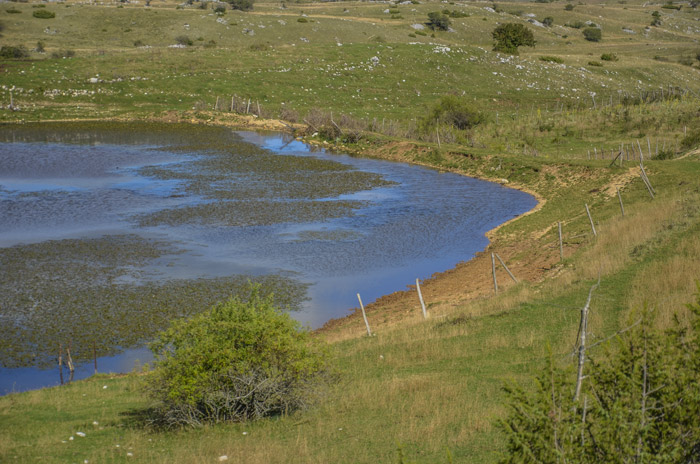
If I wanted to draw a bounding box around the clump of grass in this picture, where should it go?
[249,42,269,51]
[50,49,75,59]
[566,20,585,29]
[175,35,193,46]
[681,128,700,149]
[539,55,563,64]
[600,53,618,62]
[0,45,29,59]
[32,9,55,19]
[588,60,602,67]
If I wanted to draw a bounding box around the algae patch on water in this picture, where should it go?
[0,235,307,369]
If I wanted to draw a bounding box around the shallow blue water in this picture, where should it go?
[0,128,536,394]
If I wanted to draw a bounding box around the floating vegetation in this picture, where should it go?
[0,121,395,371]
[136,199,368,227]
[0,235,307,369]
[293,229,364,242]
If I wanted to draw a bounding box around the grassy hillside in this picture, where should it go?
[2,0,700,462]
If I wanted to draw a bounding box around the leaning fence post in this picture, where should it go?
[574,279,600,402]
[495,253,518,283]
[357,293,372,336]
[585,204,597,237]
[416,279,427,319]
[617,188,625,217]
[558,221,564,261]
[491,253,498,294]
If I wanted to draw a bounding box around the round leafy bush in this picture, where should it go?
[423,95,484,131]
[583,27,602,42]
[492,23,536,55]
[426,11,451,31]
[145,286,329,428]
[32,9,55,18]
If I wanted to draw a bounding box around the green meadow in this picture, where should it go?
[2,0,700,461]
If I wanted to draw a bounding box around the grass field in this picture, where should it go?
[2,0,700,462]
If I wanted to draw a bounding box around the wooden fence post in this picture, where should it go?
[574,280,600,402]
[416,279,427,319]
[617,188,625,217]
[495,253,518,283]
[585,204,597,237]
[491,253,498,294]
[357,293,372,336]
[558,221,564,261]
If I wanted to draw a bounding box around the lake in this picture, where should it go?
[0,122,536,394]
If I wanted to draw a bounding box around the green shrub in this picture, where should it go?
[35,40,45,53]
[448,9,469,18]
[175,35,193,46]
[542,16,554,27]
[661,1,681,9]
[583,27,602,42]
[145,286,329,428]
[566,20,585,28]
[408,32,416,38]
[227,0,253,11]
[681,128,700,149]
[133,39,145,47]
[600,53,618,61]
[539,55,563,63]
[500,290,700,463]
[6,7,21,13]
[297,17,308,23]
[564,3,575,10]
[249,42,269,51]
[214,4,226,13]
[653,149,675,160]
[423,95,483,131]
[415,30,427,36]
[0,45,29,59]
[32,9,55,18]
[587,60,602,66]
[492,23,536,55]
[426,12,450,31]
[50,49,75,58]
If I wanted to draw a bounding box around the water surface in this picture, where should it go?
[0,122,536,394]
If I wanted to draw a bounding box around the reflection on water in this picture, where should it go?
[0,122,536,394]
